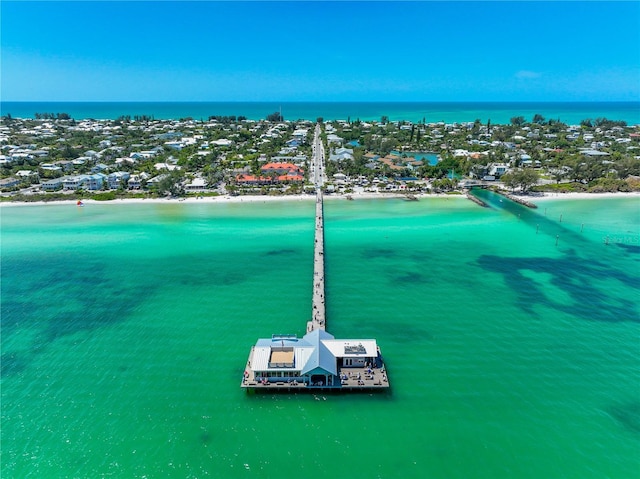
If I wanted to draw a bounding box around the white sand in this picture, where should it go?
[0,191,447,207]
[1,191,638,207]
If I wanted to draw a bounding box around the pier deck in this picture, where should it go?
[307,190,326,333]
[241,346,389,390]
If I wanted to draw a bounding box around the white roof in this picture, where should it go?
[188,178,207,187]
[251,345,314,372]
[321,339,378,358]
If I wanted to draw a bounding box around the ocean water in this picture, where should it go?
[1,194,639,478]
[1,101,639,125]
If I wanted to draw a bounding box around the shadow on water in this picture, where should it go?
[0,352,29,377]
[478,253,639,322]
[1,245,305,378]
[617,243,640,254]
[199,429,212,445]
[609,402,640,435]
[392,271,431,285]
[1,252,155,377]
[471,189,640,323]
[362,247,397,260]
[264,248,298,256]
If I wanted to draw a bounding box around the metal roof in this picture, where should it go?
[300,329,338,376]
[249,331,378,376]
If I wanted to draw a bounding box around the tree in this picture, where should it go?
[472,119,481,136]
[510,116,525,126]
[266,111,283,122]
[431,178,456,192]
[532,114,545,125]
[551,168,566,184]
[500,171,518,191]
[516,168,539,192]
[501,168,539,192]
[156,170,185,197]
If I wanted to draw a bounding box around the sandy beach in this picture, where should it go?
[1,191,638,207]
[0,192,433,207]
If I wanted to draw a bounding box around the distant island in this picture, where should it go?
[1,112,639,203]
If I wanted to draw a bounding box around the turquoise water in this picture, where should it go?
[1,195,639,478]
[390,150,439,165]
[2,101,639,124]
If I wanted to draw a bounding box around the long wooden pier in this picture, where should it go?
[307,189,326,333]
[241,124,389,392]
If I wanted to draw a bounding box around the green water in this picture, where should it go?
[2,195,639,478]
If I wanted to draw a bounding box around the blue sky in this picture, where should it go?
[2,1,639,102]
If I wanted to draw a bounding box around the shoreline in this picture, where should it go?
[512,191,640,202]
[3,101,640,125]
[1,191,639,207]
[0,192,415,207]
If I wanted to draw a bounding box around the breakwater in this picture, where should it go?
[466,191,489,207]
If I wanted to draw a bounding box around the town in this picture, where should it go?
[1,112,639,201]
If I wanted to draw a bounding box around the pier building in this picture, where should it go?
[242,330,388,390]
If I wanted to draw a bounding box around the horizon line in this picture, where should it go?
[3,100,639,103]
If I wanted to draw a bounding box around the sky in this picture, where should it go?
[2,1,639,102]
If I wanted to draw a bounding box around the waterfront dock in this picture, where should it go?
[242,124,389,392]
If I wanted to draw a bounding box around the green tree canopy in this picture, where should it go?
[501,168,539,192]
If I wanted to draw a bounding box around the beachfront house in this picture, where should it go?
[184,177,207,192]
[41,178,64,191]
[107,171,130,189]
[63,173,107,191]
[127,173,149,190]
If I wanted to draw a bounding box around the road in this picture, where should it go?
[311,123,326,188]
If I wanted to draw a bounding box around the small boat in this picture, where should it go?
[77,200,84,207]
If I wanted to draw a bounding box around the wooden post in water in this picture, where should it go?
[559,214,563,223]
[555,235,559,246]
